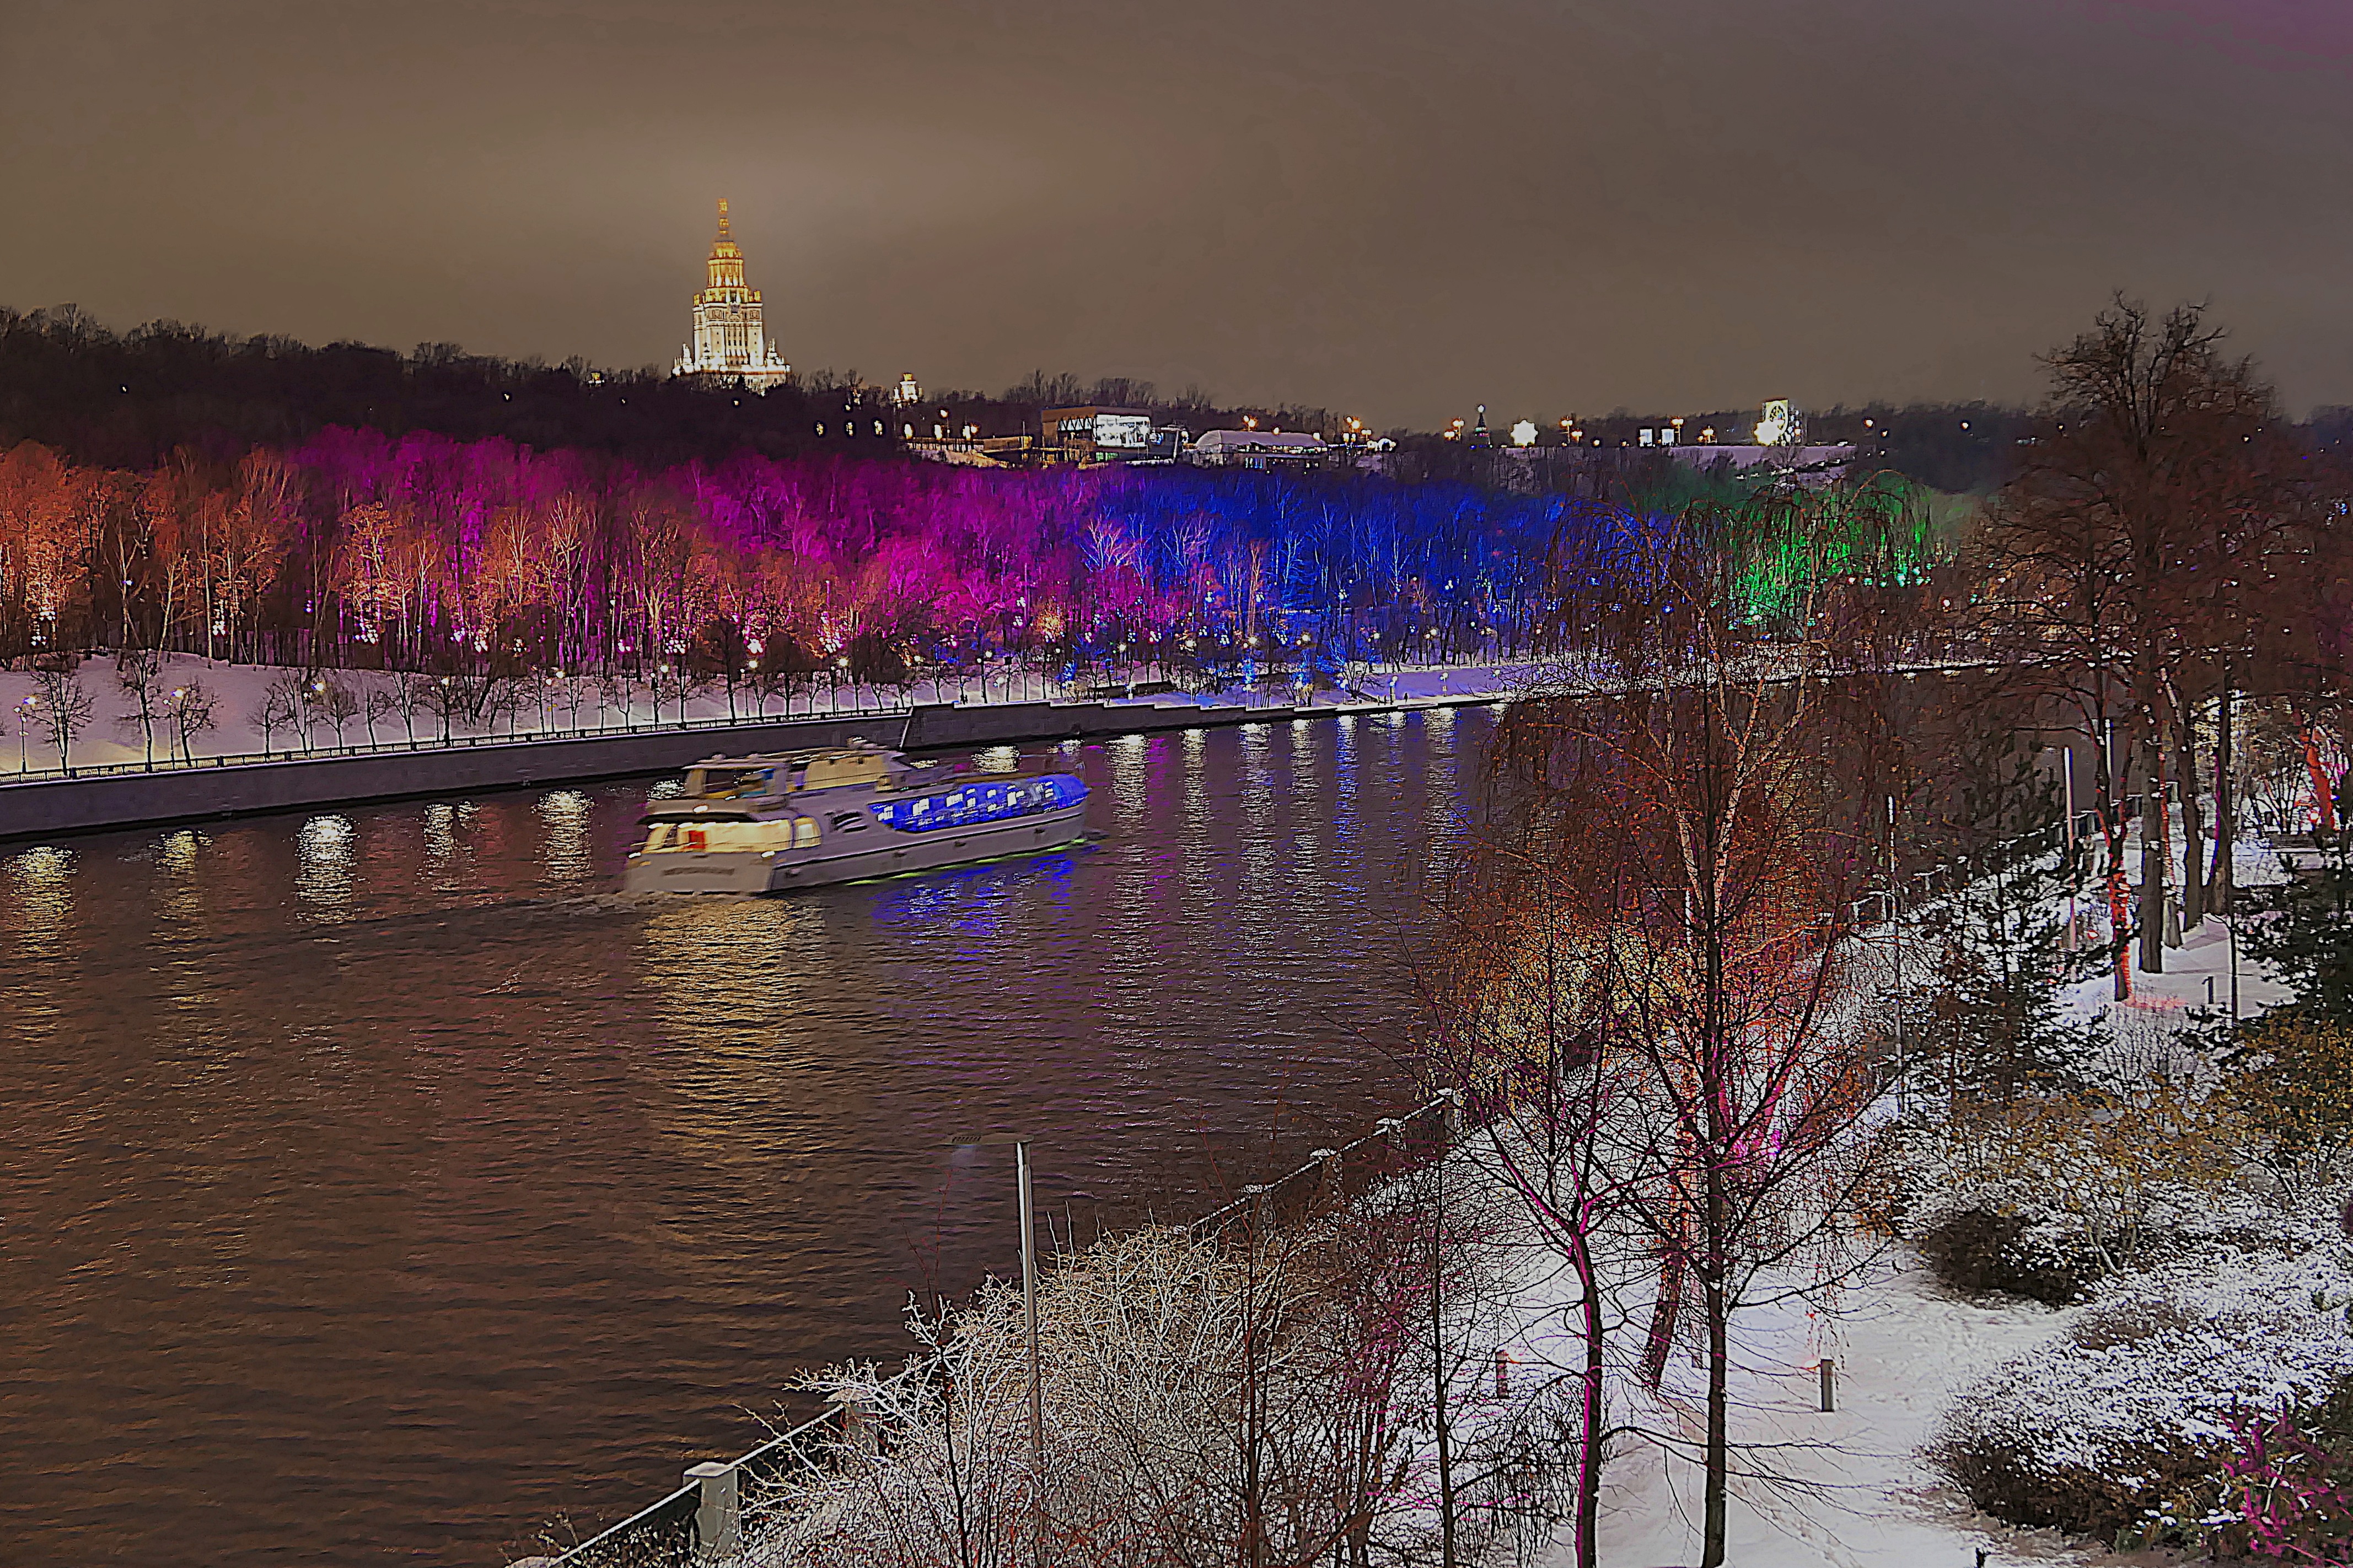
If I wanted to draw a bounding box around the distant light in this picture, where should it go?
[1510,420,1539,447]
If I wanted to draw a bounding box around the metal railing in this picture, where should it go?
[1,676,1528,789]
[1,701,917,786]
[536,1381,909,1568]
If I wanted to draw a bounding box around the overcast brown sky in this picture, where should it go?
[4,0,2349,427]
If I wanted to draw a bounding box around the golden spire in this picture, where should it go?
[716,197,730,241]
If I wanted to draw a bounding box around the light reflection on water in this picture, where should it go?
[9,843,74,959]
[0,709,1493,1568]
[536,789,593,884]
[296,813,356,913]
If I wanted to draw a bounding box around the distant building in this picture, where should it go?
[1754,398,1806,446]
[1190,429,1330,471]
[672,200,792,389]
[1041,406,1157,465]
[1666,443,1856,485]
[890,372,922,406]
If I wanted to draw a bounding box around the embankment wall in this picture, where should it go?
[0,697,1312,840]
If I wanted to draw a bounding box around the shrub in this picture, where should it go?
[1916,1081,2243,1280]
[1937,1256,2353,1543]
[1917,1205,2097,1304]
[2218,1006,2353,1201]
[1942,1430,2222,1539]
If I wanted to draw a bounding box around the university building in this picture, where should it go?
[672,200,793,390]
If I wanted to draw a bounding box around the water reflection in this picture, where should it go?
[537,790,593,884]
[296,815,356,913]
[425,801,458,864]
[7,843,73,962]
[156,828,206,925]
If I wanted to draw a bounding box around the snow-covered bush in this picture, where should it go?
[2219,1007,2353,1201]
[1916,1204,2099,1305]
[1937,1250,2353,1540]
[743,1199,1564,1568]
[1899,1078,2247,1300]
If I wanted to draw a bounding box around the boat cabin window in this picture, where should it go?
[644,823,676,851]
[792,818,820,849]
[689,768,769,800]
[829,812,869,833]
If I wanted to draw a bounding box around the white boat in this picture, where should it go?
[621,739,1091,894]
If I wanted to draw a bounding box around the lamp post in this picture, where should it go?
[2062,746,2078,950]
[2228,892,2241,1019]
[960,1136,1045,1566]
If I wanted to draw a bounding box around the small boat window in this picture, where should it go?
[792,818,820,849]
[697,768,769,799]
[829,812,868,832]
[644,823,675,852]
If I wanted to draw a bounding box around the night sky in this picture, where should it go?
[4,0,2349,427]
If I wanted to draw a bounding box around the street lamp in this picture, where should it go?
[955,1136,1045,1566]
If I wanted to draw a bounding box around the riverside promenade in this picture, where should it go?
[0,675,1523,842]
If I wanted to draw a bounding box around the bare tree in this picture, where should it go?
[30,661,95,770]
[114,647,166,767]
[1489,526,1896,1568]
[166,677,218,763]
[254,670,304,756]
[1419,859,1647,1568]
[649,661,707,727]
[313,677,359,746]
[361,680,399,745]
[1981,298,2307,983]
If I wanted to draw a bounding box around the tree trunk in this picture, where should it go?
[2211,683,2236,917]
[1430,1162,1457,1568]
[2173,697,2205,930]
[2303,725,2337,833]
[2139,727,2166,973]
[1701,1262,1729,1568]
[1572,1232,1604,1568]
[1640,1243,1684,1390]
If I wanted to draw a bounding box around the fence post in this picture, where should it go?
[1312,1147,1342,1206]
[684,1461,740,1559]
[828,1389,878,1454]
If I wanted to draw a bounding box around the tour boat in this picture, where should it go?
[622,739,1091,894]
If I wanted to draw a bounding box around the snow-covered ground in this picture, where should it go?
[1579,1257,2098,1568]
[0,654,1539,775]
[1519,820,2310,1565]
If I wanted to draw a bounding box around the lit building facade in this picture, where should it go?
[673,200,792,389]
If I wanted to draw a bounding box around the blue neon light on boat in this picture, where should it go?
[871,775,1087,833]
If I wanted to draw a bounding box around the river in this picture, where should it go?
[0,706,1496,1567]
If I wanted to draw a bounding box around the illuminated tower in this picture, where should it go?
[673,200,792,389]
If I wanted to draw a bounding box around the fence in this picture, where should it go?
[1,699,917,786]
[529,1384,905,1568]
[526,1092,1466,1567]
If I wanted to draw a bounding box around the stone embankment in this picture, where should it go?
[0,694,1490,841]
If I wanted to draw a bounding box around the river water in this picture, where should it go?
[0,706,1496,1567]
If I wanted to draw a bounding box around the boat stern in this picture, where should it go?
[622,849,781,895]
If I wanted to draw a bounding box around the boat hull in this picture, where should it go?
[622,801,1090,895]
